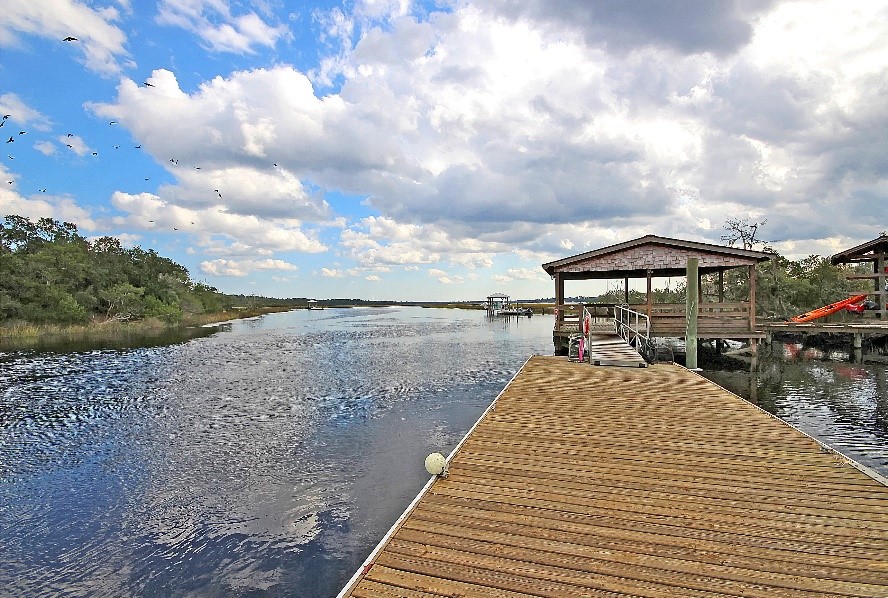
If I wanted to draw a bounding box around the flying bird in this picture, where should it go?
[144,177,149,181]
[92,152,98,155]
[135,144,141,148]
[67,133,73,137]
[195,167,200,170]
[0,121,4,128]
[143,82,154,87]
[40,188,46,193]
[6,137,13,143]
[7,155,13,159]
[66,144,73,148]
[173,227,178,231]
[2,115,9,120]
[63,36,78,42]
[18,131,25,135]
[109,121,117,125]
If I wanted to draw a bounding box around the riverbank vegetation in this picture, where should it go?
[0,216,307,344]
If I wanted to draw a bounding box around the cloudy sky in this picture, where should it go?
[1,1,886,301]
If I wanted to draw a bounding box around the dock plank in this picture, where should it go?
[340,356,888,597]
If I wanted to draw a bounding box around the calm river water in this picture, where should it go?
[1,307,886,597]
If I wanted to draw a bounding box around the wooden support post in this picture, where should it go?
[877,252,886,320]
[624,277,629,304]
[646,270,652,320]
[686,258,699,370]
[718,269,724,303]
[852,333,863,363]
[748,264,757,332]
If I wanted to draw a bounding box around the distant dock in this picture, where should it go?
[340,356,888,597]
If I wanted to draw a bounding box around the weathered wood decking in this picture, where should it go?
[341,356,888,597]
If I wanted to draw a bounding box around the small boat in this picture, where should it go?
[789,293,869,323]
[498,306,533,317]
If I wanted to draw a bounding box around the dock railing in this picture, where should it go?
[613,304,652,357]
[555,304,615,334]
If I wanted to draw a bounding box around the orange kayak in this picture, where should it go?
[790,293,869,323]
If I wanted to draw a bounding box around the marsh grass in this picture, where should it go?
[0,306,294,350]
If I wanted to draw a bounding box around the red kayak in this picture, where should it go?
[790,293,869,323]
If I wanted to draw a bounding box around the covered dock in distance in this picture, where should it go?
[541,235,772,355]
[831,234,888,320]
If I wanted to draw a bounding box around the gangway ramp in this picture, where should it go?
[584,333,648,368]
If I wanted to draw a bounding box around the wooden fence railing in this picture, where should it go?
[630,302,752,335]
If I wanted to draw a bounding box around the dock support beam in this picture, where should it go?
[852,333,863,363]
[686,257,699,370]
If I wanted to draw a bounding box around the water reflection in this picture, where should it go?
[0,307,554,597]
[1,311,885,597]
[703,341,888,475]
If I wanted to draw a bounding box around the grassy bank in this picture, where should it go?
[0,306,294,349]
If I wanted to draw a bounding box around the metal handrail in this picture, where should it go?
[613,304,652,356]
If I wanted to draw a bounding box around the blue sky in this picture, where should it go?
[1,1,887,301]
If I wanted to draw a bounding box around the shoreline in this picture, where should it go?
[0,306,294,351]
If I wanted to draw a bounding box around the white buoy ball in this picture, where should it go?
[424,452,447,476]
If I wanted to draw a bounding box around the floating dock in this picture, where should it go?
[340,356,888,597]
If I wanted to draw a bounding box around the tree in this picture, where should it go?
[0,215,228,325]
[721,217,766,250]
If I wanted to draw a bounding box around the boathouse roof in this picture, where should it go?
[541,234,772,279]
[830,234,888,265]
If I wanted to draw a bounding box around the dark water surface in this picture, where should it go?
[1,307,886,597]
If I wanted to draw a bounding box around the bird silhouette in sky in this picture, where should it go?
[173,227,178,230]
[92,152,98,155]
[66,144,73,148]
[63,36,78,42]
[135,144,141,148]
[67,133,73,137]
[2,115,9,120]
[18,131,25,135]
[7,155,13,159]
[143,82,154,87]
[0,121,4,128]
[109,121,117,125]
[6,137,13,143]
[215,189,222,198]
[40,188,46,193]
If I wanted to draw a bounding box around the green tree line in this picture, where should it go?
[0,215,228,325]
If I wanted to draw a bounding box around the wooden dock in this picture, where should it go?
[340,356,888,597]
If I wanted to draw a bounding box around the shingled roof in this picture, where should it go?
[830,235,888,265]
[541,234,772,280]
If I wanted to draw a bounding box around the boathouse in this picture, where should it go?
[831,234,888,320]
[541,235,772,354]
[485,293,510,316]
